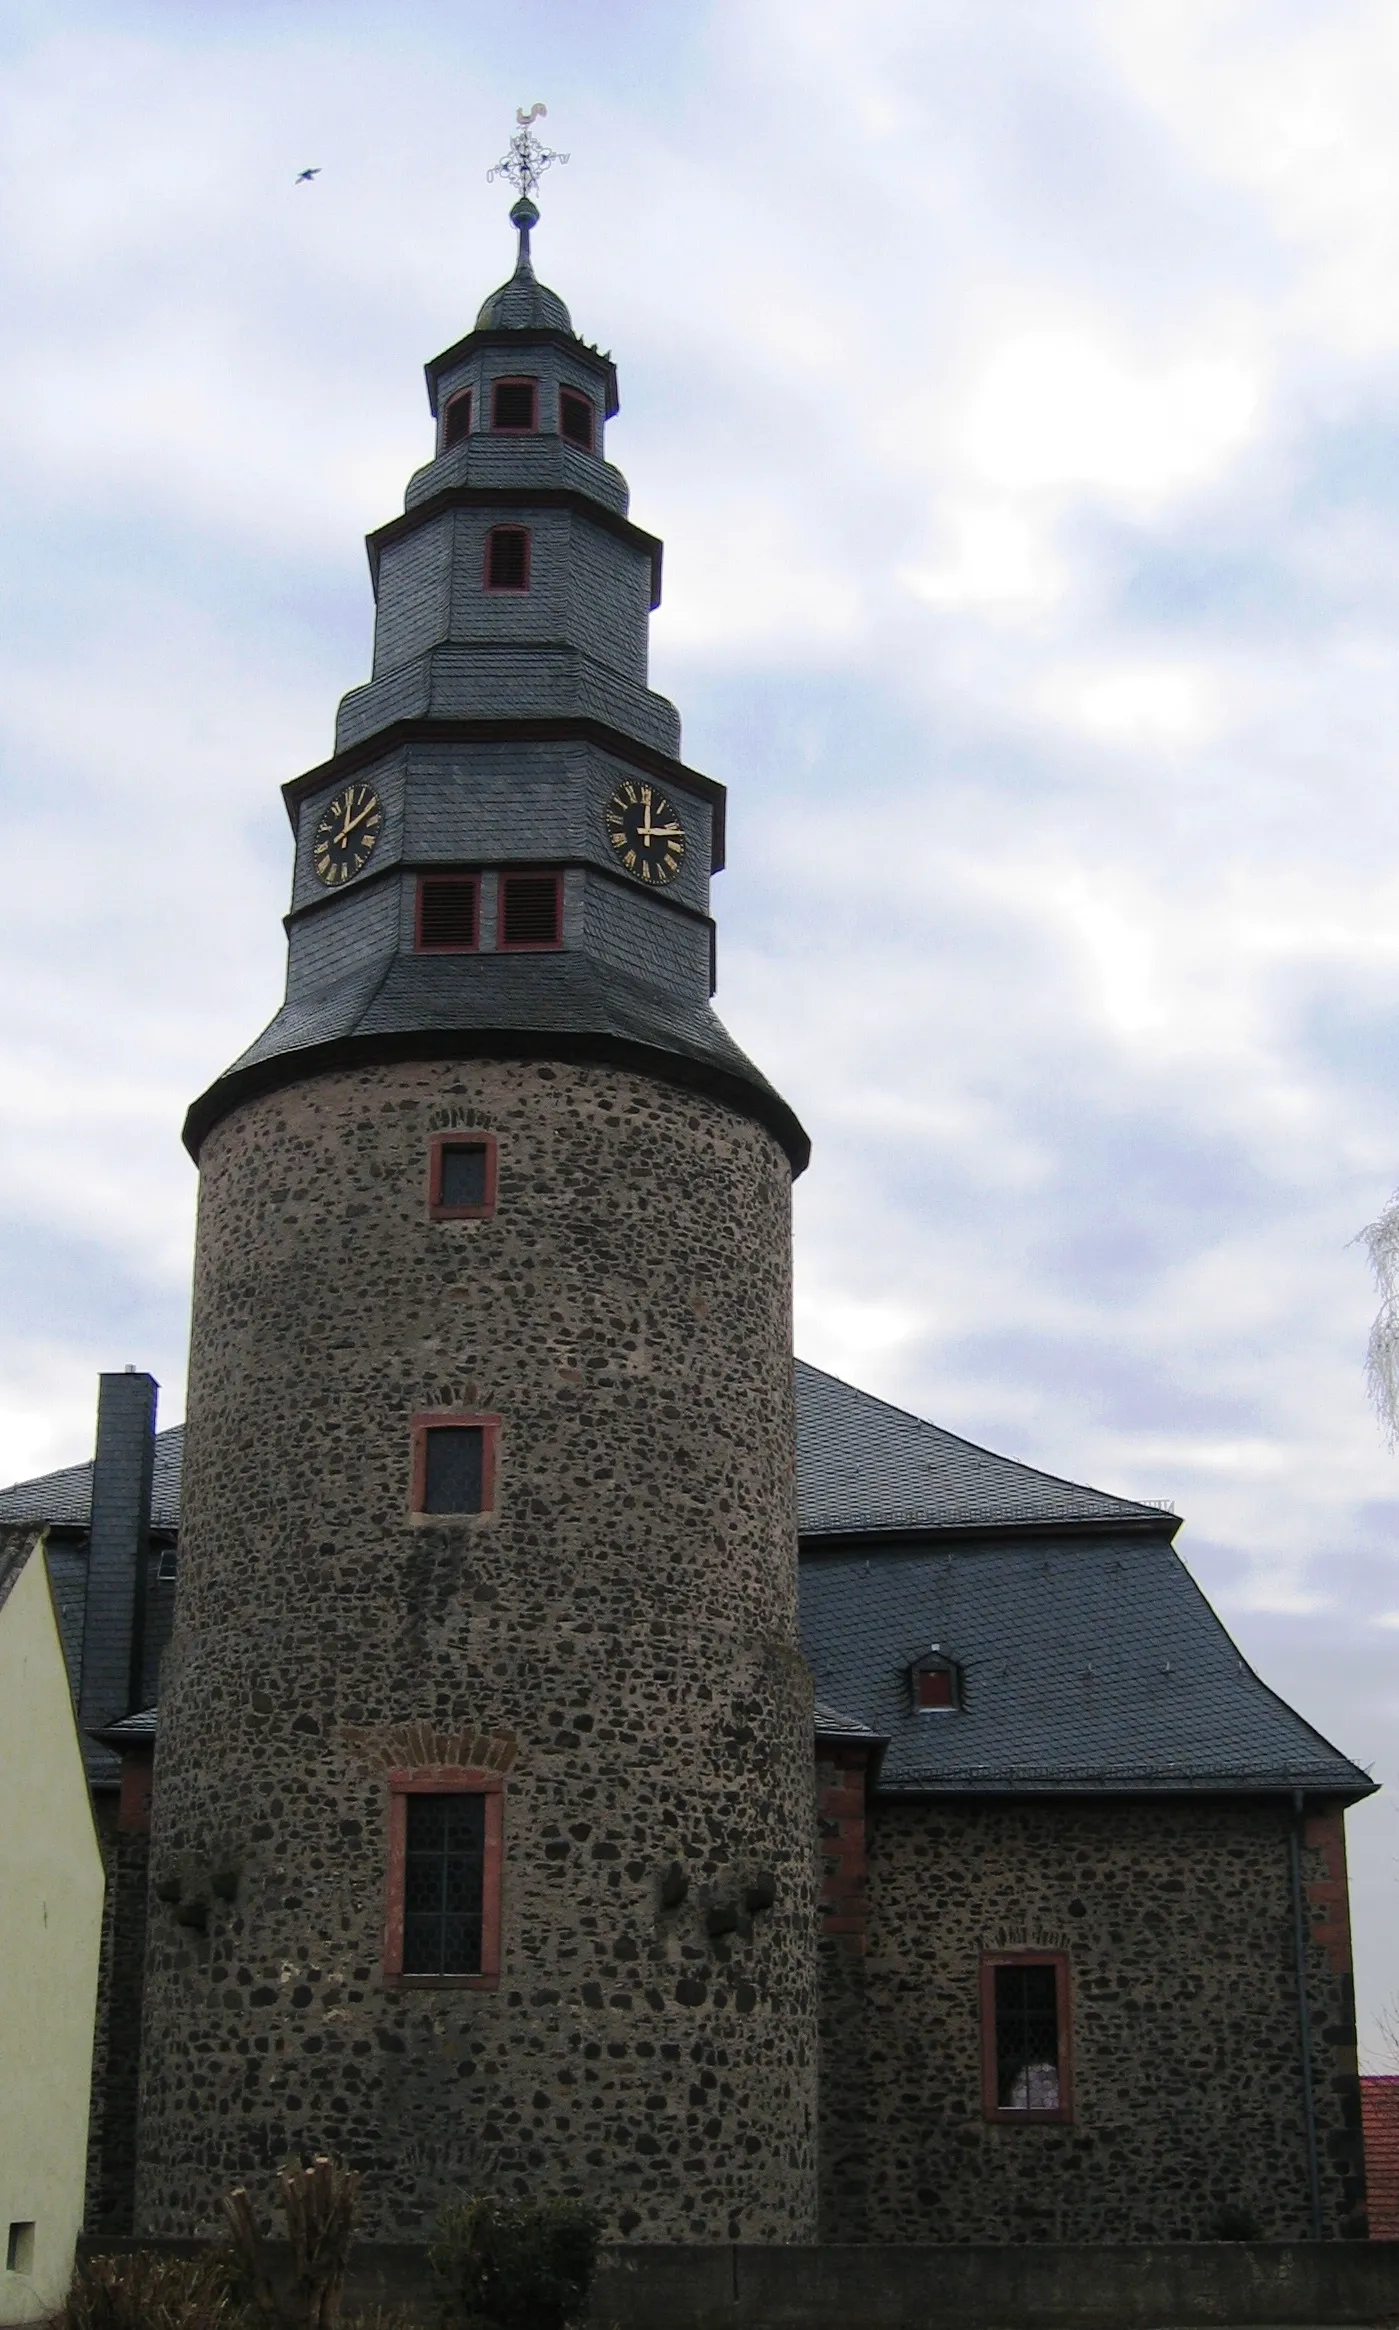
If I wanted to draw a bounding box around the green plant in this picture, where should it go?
[430,2197,601,2330]
[58,2250,244,2330]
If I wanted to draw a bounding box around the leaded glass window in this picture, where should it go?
[993,1961,1061,2111]
[402,1792,486,1975]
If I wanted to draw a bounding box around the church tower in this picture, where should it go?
[135,144,818,2242]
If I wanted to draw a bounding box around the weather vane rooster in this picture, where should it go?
[488,103,570,204]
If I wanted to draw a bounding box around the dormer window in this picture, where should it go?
[559,388,595,451]
[912,1649,960,1712]
[442,390,473,450]
[485,527,530,593]
[491,377,537,432]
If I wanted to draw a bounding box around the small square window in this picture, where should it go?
[156,1547,178,1585]
[559,389,594,450]
[6,2224,35,2277]
[491,378,537,431]
[912,1651,960,1711]
[442,389,473,450]
[428,1133,498,1220]
[499,871,561,949]
[384,1769,503,1988]
[485,527,530,592]
[980,1954,1073,2122]
[411,1414,498,1518]
[417,875,479,951]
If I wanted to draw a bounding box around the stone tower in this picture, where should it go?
[135,180,818,2242]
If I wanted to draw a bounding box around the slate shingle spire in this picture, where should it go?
[183,179,807,1171]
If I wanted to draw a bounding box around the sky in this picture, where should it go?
[1,0,1398,2059]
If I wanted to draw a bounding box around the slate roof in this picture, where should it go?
[795,1361,1167,1537]
[187,956,810,1172]
[0,1367,1373,1804]
[799,1531,1374,1800]
[0,1427,184,1533]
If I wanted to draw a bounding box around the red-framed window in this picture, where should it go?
[559,387,595,451]
[428,1132,498,1221]
[441,389,473,450]
[490,377,537,432]
[912,1651,960,1712]
[416,874,480,952]
[498,870,562,950]
[383,1767,503,1988]
[484,526,531,593]
[410,1413,500,1517]
[980,1953,1073,2123]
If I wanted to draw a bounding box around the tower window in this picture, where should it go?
[559,388,595,450]
[491,377,537,431]
[912,1650,961,1712]
[384,1768,503,1989]
[441,389,473,450]
[485,527,530,592]
[416,874,480,952]
[499,871,562,949]
[980,1955,1073,2122]
[412,1421,493,1515]
[428,1132,498,1220]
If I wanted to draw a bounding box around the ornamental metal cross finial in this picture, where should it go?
[488,103,570,204]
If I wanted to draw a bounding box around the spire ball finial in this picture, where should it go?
[487,103,570,206]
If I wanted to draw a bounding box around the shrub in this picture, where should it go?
[59,2250,243,2330]
[430,2197,602,2330]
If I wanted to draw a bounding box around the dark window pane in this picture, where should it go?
[443,390,473,448]
[439,1144,488,1210]
[500,874,560,947]
[422,1426,484,1514]
[402,1791,486,1975]
[418,878,478,950]
[994,1963,1061,2110]
[487,528,529,590]
[492,379,536,430]
[917,1664,955,1709]
[559,390,594,449]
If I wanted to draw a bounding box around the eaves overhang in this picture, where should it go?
[280,716,727,872]
[425,327,619,419]
[183,1021,810,1176]
[366,485,663,610]
[873,1770,1380,1806]
[798,1512,1183,1553]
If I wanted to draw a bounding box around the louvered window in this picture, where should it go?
[416,875,479,952]
[442,389,473,449]
[499,871,562,949]
[485,527,530,592]
[559,388,594,450]
[491,377,537,431]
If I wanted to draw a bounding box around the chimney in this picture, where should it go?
[79,1368,159,1737]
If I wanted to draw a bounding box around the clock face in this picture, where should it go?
[312,784,383,886]
[604,780,686,886]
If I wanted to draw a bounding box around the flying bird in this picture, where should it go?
[295,167,321,183]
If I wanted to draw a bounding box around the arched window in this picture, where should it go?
[485,527,530,593]
[911,1648,961,1712]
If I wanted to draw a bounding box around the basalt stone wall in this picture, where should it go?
[819,1795,1366,2245]
[85,1794,151,2235]
[135,1059,818,2244]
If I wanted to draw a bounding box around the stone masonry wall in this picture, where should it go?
[818,1795,1366,2245]
[136,1059,818,2244]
